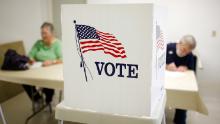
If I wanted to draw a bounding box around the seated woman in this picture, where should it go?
[23,22,62,105]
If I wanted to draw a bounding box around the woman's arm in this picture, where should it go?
[28,41,40,64]
[42,59,62,66]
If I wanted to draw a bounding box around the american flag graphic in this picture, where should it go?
[155,25,165,80]
[75,24,127,58]
[156,25,164,50]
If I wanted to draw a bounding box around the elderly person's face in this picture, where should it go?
[176,42,193,57]
[41,26,54,45]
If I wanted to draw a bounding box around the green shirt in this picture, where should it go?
[29,39,62,61]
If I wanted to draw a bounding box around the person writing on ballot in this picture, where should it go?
[166,35,197,124]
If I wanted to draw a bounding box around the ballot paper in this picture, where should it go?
[165,71,186,78]
[29,62,43,69]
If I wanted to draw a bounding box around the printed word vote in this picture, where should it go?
[95,61,138,78]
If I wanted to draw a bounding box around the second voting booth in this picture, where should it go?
[56,4,167,124]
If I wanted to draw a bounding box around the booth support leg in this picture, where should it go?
[162,112,166,124]
[0,104,7,124]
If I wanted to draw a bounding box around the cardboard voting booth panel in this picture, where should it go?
[61,4,166,118]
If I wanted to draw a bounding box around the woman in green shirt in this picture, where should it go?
[23,22,62,104]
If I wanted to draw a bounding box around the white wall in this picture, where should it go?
[87,0,153,4]
[52,0,86,38]
[0,0,52,52]
[87,0,220,86]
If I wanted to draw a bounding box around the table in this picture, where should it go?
[165,70,208,115]
[0,64,63,90]
[0,64,166,124]
[0,64,208,123]
[0,64,64,124]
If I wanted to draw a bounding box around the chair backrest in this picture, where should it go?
[0,41,26,103]
[192,54,197,74]
[0,41,26,67]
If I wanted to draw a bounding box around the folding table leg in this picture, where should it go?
[25,104,50,124]
[0,104,7,124]
[58,120,64,124]
[25,87,51,124]
[59,90,63,102]
[31,86,36,112]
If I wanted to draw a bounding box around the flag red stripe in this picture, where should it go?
[82,48,126,58]
[80,40,125,50]
[99,41,124,49]
[80,40,100,44]
[81,44,125,54]
[82,48,125,55]
[81,44,125,51]
[80,40,122,46]
[82,48,126,55]
[97,33,116,39]
[96,31,111,35]
[81,41,123,48]
[104,51,126,58]
[99,37,119,42]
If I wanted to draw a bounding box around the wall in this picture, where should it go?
[0,0,52,52]
[52,0,86,39]
[87,0,153,4]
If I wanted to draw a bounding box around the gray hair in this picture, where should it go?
[180,35,197,49]
[41,22,54,32]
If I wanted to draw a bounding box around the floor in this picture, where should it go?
[0,82,219,124]
[0,91,77,124]
[166,82,220,124]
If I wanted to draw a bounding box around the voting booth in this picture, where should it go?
[56,4,167,124]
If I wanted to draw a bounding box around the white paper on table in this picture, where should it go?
[29,62,43,69]
[165,71,186,78]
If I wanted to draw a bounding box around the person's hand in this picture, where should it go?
[42,60,53,67]
[177,66,188,72]
[29,59,35,65]
[166,63,177,71]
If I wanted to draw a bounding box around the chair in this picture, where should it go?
[193,55,197,72]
